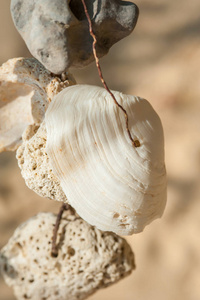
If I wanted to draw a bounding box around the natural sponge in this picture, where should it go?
[0,212,135,300]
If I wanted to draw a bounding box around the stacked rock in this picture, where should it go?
[0,1,142,299]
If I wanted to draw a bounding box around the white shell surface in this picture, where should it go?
[46,85,167,235]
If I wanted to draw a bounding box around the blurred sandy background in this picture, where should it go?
[0,0,200,299]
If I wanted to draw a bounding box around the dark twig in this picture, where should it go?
[80,0,140,148]
[51,203,74,257]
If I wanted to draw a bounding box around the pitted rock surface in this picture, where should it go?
[0,212,135,300]
[11,0,139,74]
[16,121,67,202]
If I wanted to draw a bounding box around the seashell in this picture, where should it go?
[0,57,75,152]
[11,0,139,74]
[45,84,167,235]
[0,212,135,300]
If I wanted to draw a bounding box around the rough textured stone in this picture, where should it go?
[16,121,66,202]
[0,57,75,152]
[11,0,139,74]
[0,212,135,300]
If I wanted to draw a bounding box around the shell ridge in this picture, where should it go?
[45,84,167,235]
[46,89,120,232]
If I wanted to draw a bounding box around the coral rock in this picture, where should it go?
[0,212,135,300]
[0,57,75,152]
[16,121,66,202]
[11,0,139,74]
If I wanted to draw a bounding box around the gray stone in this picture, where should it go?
[11,0,139,74]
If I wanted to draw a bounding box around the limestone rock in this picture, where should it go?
[16,121,66,202]
[11,0,139,74]
[0,212,135,300]
[0,57,75,152]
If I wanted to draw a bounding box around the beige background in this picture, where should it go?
[1,0,200,299]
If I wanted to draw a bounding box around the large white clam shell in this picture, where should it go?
[45,85,167,235]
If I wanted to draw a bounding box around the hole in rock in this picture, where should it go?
[32,163,37,170]
[55,262,62,272]
[43,272,48,276]
[67,246,75,256]
[104,273,111,279]
[16,242,22,248]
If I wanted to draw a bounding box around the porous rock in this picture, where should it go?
[11,0,139,74]
[16,121,66,202]
[0,57,75,152]
[0,212,135,300]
